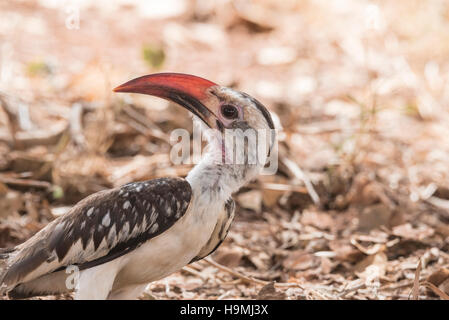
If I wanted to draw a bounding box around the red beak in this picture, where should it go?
[114,73,219,128]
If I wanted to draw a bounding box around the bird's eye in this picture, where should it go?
[221,104,239,119]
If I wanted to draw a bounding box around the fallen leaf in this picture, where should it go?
[422,281,449,300]
[354,252,387,281]
[213,248,244,268]
[246,251,270,271]
[357,203,392,232]
[256,282,286,300]
[0,191,22,219]
[329,240,363,262]
[439,278,449,296]
[427,268,449,287]
[283,251,320,271]
[261,188,284,207]
[392,223,435,240]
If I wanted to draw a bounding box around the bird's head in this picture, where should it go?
[114,73,275,171]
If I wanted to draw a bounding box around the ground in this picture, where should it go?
[0,0,449,300]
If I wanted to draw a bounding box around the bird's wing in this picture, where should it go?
[1,177,192,288]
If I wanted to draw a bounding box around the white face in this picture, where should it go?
[208,86,274,132]
[200,86,276,171]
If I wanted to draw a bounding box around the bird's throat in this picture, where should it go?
[186,141,259,204]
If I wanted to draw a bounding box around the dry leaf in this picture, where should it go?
[261,188,284,207]
[283,251,320,271]
[358,204,392,232]
[301,210,333,230]
[427,268,449,287]
[0,191,22,219]
[329,240,363,262]
[256,282,286,300]
[213,248,244,268]
[439,278,449,296]
[354,252,387,280]
[392,223,435,240]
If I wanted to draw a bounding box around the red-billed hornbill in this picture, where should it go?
[0,73,275,299]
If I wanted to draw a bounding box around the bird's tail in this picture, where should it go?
[0,247,14,295]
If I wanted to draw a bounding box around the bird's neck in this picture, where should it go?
[186,140,260,203]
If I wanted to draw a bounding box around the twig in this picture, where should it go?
[203,257,304,289]
[0,176,52,189]
[181,266,208,281]
[121,105,168,141]
[381,280,414,291]
[216,291,231,300]
[337,281,366,298]
[426,196,449,211]
[281,157,320,205]
[118,115,169,143]
[411,259,422,300]
[204,258,268,285]
[395,294,430,300]
[350,238,386,255]
[123,105,162,132]
[247,182,307,193]
[422,281,449,300]
[304,287,336,300]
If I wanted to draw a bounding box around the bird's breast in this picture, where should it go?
[112,196,223,289]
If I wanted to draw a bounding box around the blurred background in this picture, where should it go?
[1,0,449,300]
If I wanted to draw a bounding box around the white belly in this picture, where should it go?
[111,198,222,290]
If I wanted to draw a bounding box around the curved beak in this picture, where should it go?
[114,73,219,129]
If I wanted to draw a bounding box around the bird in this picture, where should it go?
[0,73,275,300]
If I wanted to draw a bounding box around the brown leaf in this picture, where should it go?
[283,251,320,271]
[246,252,270,271]
[329,240,364,263]
[427,268,449,287]
[320,256,333,274]
[0,191,23,219]
[301,210,333,230]
[213,248,244,268]
[435,224,449,238]
[354,252,387,280]
[357,204,392,232]
[434,186,449,200]
[256,282,286,300]
[439,278,449,296]
[422,281,449,300]
[261,188,284,207]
